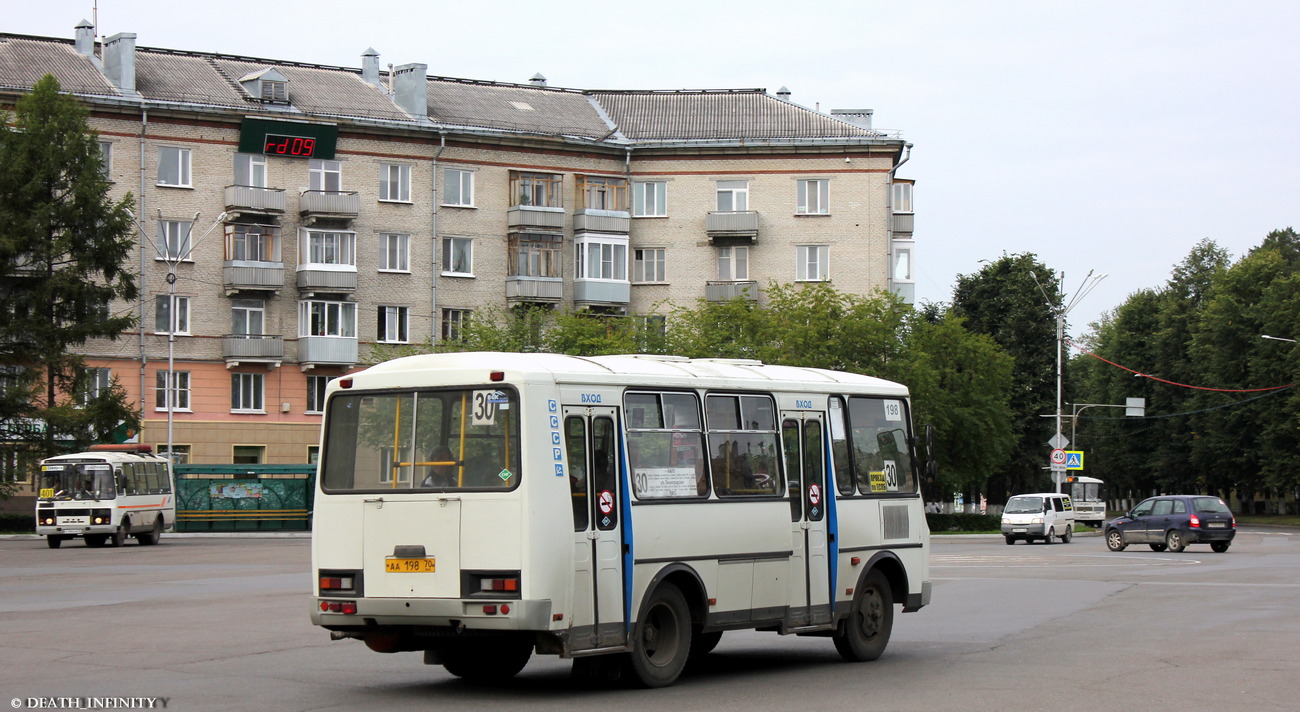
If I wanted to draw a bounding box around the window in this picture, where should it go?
[379,163,411,202]
[575,234,628,281]
[716,180,749,211]
[260,80,287,102]
[301,230,356,267]
[717,246,749,281]
[157,220,193,261]
[625,391,707,499]
[231,373,265,412]
[309,159,342,192]
[797,179,829,215]
[307,375,332,414]
[155,370,191,411]
[442,236,473,276]
[444,168,474,206]
[377,306,409,343]
[892,182,913,213]
[155,444,189,465]
[893,244,913,282]
[81,368,112,406]
[154,295,190,334]
[234,153,268,188]
[633,181,667,217]
[232,299,265,336]
[442,308,468,342]
[706,394,781,497]
[226,224,280,262]
[157,146,191,187]
[511,171,563,208]
[796,245,829,281]
[98,141,112,179]
[633,248,666,283]
[846,396,916,495]
[299,300,357,338]
[378,233,410,272]
[577,175,627,211]
[508,233,562,278]
[233,445,265,464]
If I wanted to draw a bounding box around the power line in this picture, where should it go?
[1067,337,1296,393]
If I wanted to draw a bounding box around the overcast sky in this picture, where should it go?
[11,1,1299,335]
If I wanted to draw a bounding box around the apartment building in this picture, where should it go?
[0,22,916,471]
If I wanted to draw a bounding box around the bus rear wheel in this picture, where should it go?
[628,582,691,688]
[137,517,162,545]
[834,569,894,662]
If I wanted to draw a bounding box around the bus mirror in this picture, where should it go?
[924,424,935,454]
[925,459,937,483]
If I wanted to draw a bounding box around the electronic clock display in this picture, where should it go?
[263,134,317,157]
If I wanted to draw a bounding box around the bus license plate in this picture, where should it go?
[386,558,436,573]
[60,517,89,526]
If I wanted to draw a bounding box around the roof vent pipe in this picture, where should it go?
[361,48,381,88]
[529,73,547,88]
[102,32,138,94]
[74,19,95,57]
[830,109,873,130]
[392,62,428,117]
[776,86,791,101]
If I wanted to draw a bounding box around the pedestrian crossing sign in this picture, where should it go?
[1065,450,1084,470]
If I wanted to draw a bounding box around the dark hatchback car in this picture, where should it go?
[1105,495,1236,553]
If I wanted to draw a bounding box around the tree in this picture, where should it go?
[0,74,140,485]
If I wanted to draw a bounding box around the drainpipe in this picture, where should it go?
[885,142,912,296]
[138,107,149,429]
[431,132,445,343]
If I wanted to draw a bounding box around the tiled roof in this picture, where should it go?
[0,33,890,145]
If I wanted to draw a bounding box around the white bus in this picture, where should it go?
[35,444,177,549]
[310,352,933,687]
[1065,475,1107,527]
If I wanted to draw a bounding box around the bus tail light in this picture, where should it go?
[320,575,354,591]
[319,600,358,614]
[481,577,519,593]
[466,571,521,598]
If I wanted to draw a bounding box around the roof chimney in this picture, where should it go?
[361,48,381,88]
[830,109,873,130]
[392,62,427,117]
[529,73,547,88]
[74,19,95,57]
[102,32,137,94]
[776,86,791,101]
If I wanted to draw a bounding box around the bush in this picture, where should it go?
[926,513,1000,532]
[0,512,35,534]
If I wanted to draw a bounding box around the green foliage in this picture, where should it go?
[0,512,35,534]
[925,513,1001,533]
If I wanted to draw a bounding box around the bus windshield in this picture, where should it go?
[39,463,117,501]
[321,387,521,492]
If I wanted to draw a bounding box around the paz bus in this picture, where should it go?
[309,352,933,687]
[35,444,176,548]
[1065,475,1107,527]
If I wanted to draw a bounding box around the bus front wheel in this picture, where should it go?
[629,582,691,688]
[834,569,894,662]
[46,536,65,549]
[109,523,127,547]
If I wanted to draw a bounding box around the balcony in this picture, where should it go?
[574,209,630,234]
[224,185,285,217]
[300,191,360,224]
[573,279,630,308]
[507,205,565,230]
[892,212,914,236]
[706,211,759,242]
[297,336,358,368]
[706,281,760,302]
[297,267,357,294]
[223,261,285,294]
[222,334,284,368]
[506,277,563,304]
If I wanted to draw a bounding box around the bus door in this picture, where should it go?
[782,411,832,627]
[563,406,626,650]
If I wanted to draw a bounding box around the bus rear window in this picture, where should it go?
[321,388,521,492]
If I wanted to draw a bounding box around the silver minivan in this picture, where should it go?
[1000,492,1075,544]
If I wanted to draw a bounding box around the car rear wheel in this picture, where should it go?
[1060,526,1072,544]
[1106,529,1127,551]
[1165,529,1186,553]
[1210,542,1231,553]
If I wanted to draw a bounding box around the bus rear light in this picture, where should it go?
[339,378,353,389]
[320,576,354,591]
[490,371,505,382]
[480,577,519,593]
[500,604,510,615]
[320,600,357,614]
[483,605,498,615]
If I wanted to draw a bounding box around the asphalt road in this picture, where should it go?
[1,529,1297,712]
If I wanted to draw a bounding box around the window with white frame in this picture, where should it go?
[377,306,409,343]
[260,80,287,102]
[226,224,280,263]
[378,233,410,272]
[308,159,342,192]
[231,372,265,413]
[379,163,411,202]
[574,234,628,281]
[892,182,913,213]
[98,141,112,179]
[796,245,830,281]
[633,181,667,217]
[442,236,473,276]
[235,153,268,188]
[893,243,914,282]
[442,308,469,342]
[158,444,190,465]
[155,370,191,411]
[633,248,666,283]
[508,233,561,278]
[797,179,830,215]
[717,246,749,281]
[299,300,356,338]
[81,367,112,406]
[157,146,191,187]
[301,230,356,267]
[716,180,749,211]
[154,295,190,334]
[231,299,265,336]
[306,376,332,414]
[157,220,193,261]
[444,168,474,207]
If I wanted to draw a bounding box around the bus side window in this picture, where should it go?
[565,416,589,531]
[160,463,173,494]
[122,464,137,495]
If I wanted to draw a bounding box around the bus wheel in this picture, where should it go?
[109,523,127,547]
[629,583,691,688]
[137,517,162,545]
[834,569,893,662]
[442,638,531,683]
[46,536,65,549]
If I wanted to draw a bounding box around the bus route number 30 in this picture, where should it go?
[472,390,509,426]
